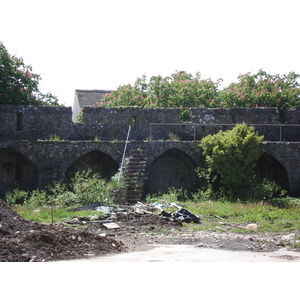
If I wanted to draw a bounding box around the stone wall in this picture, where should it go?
[82,107,181,140]
[1,105,300,142]
[191,107,280,124]
[1,140,300,197]
[0,105,73,141]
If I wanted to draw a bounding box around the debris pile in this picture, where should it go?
[70,201,201,225]
[160,208,201,223]
[0,200,124,262]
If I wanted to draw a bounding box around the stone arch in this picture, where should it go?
[145,148,199,195]
[256,152,289,191]
[146,142,204,167]
[0,148,37,193]
[65,150,119,182]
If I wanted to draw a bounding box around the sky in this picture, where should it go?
[1,0,299,108]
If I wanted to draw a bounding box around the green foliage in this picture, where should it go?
[26,188,51,207]
[76,110,83,123]
[146,187,189,203]
[143,195,300,233]
[182,200,300,233]
[14,206,105,224]
[49,134,63,141]
[0,43,60,106]
[199,123,265,200]
[5,188,29,205]
[98,70,300,118]
[218,70,300,118]
[98,72,221,120]
[70,170,111,206]
[17,169,117,208]
[107,172,126,191]
[265,196,300,209]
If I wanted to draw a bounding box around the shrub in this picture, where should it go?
[23,170,116,208]
[70,169,112,206]
[5,188,29,205]
[199,123,265,200]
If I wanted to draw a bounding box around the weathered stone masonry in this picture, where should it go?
[1,105,300,200]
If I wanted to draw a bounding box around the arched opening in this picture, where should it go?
[145,149,199,195]
[256,153,289,191]
[0,149,37,193]
[65,150,119,182]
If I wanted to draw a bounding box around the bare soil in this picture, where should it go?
[1,200,299,262]
[0,200,124,262]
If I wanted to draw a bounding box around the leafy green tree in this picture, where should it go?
[218,70,300,118]
[99,71,222,120]
[0,42,60,106]
[99,70,300,120]
[199,123,264,199]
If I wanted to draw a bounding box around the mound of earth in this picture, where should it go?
[0,200,124,262]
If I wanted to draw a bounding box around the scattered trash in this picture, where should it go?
[150,202,181,211]
[161,208,201,224]
[246,224,259,231]
[173,208,201,223]
[281,233,296,241]
[66,201,200,225]
[103,223,120,229]
[94,206,114,214]
[89,220,114,224]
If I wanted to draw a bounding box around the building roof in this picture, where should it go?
[75,89,112,108]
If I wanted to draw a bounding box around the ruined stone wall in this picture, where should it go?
[82,107,181,140]
[191,107,280,124]
[0,105,73,141]
[190,107,281,141]
[1,105,300,142]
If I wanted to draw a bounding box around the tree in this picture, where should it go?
[99,70,300,120]
[0,42,60,106]
[199,123,264,199]
[218,70,300,118]
[98,71,222,120]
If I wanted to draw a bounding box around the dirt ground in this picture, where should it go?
[1,200,299,262]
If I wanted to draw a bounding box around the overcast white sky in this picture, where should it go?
[1,0,299,108]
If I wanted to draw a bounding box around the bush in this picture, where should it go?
[146,187,189,203]
[196,123,290,202]
[199,123,264,200]
[70,169,112,206]
[5,188,29,206]
[22,169,117,208]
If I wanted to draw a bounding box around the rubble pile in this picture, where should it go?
[69,201,201,225]
[0,200,124,262]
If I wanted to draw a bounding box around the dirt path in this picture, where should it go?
[62,244,300,262]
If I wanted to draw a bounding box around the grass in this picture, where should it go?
[13,205,106,224]
[156,199,300,233]
[178,201,300,233]
[11,199,300,233]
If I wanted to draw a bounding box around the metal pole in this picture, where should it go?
[119,125,131,183]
